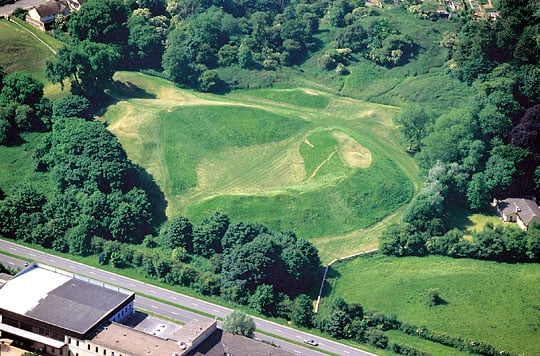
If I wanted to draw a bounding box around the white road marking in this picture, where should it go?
[151,305,158,309]
[171,296,176,300]
[212,309,220,313]
[8,262,14,265]
[49,259,55,262]
[129,284,136,287]
[275,329,282,333]
[9,247,15,250]
[191,303,198,306]
[70,265,77,269]
[171,312,179,315]
[89,271,96,274]
[150,290,157,294]
[29,253,36,257]
[109,278,116,281]
[342,350,350,354]
[295,335,303,339]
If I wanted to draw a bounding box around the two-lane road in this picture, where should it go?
[0,239,376,356]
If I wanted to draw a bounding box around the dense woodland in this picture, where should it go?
[0,0,539,353]
[382,0,540,262]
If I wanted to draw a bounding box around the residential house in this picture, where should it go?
[26,0,84,31]
[493,197,540,231]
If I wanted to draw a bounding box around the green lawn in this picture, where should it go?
[104,72,420,262]
[323,254,540,355]
[0,18,65,97]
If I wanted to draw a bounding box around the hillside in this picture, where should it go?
[104,71,419,262]
[0,18,65,97]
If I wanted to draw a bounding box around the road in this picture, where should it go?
[0,0,49,17]
[0,239,377,356]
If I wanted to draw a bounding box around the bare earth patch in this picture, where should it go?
[333,131,372,168]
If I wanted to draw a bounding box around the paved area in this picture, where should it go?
[0,0,49,17]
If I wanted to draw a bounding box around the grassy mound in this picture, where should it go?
[324,255,540,355]
[105,72,419,261]
[0,18,65,97]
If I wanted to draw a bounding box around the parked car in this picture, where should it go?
[303,339,318,346]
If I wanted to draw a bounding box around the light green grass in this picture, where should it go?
[323,254,540,355]
[104,72,420,261]
[163,105,308,194]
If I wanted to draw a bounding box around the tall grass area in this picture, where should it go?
[323,254,540,355]
[0,133,54,195]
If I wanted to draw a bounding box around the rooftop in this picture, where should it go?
[0,264,133,335]
[91,320,217,356]
[498,198,540,226]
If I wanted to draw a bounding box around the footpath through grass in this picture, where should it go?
[323,254,540,355]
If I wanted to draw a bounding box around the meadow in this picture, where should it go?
[0,18,65,97]
[323,254,540,355]
[104,71,419,262]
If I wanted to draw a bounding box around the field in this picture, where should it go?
[104,71,420,262]
[323,254,540,355]
[0,18,65,97]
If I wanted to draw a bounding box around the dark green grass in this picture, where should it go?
[323,254,540,355]
[164,105,308,193]
[0,132,54,196]
[0,18,63,84]
[186,158,412,238]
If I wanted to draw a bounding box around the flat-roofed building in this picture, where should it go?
[0,263,134,355]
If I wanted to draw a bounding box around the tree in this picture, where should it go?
[0,72,44,107]
[52,94,91,119]
[248,284,276,316]
[127,9,168,69]
[67,0,129,45]
[380,223,428,257]
[221,221,266,251]
[222,310,256,337]
[511,104,540,155]
[46,41,121,99]
[192,211,229,257]
[394,105,433,152]
[321,310,351,338]
[164,216,193,251]
[427,288,444,306]
[291,294,314,327]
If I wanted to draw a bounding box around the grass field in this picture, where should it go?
[322,254,540,355]
[0,18,65,97]
[104,71,420,262]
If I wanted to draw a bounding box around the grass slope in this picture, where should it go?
[323,255,540,355]
[105,72,420,262]
[0,18,65,97]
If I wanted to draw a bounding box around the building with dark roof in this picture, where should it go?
[0,263,134,355]
[0,263,218,356]
[493,197,540,230]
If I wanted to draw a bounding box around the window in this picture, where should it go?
[68,338,71,344]
[76,340,79,346]
[88,344,91,350]
[103,350,106,355]
[95,346,98,353]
